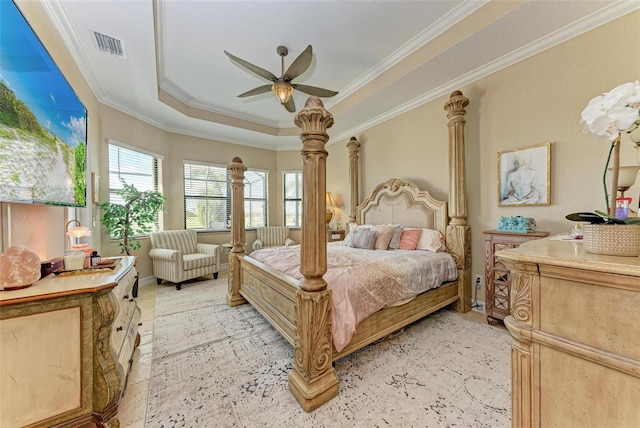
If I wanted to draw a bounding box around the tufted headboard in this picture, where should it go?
[356,179,448,236]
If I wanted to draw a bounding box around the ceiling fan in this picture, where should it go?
[224,45,338,113]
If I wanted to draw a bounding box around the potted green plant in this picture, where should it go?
[98,181,166,255]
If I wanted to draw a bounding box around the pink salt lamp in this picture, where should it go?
[0,246,41,291]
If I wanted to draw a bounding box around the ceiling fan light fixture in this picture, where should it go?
[225,45,336,112]
[272,81,293,105]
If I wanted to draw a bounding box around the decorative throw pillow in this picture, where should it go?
[369,225,397,250]
[348,228,378,250]
[343,223,365,246]
[398,228,422,250]
[416,228,446,252]
[387,225,403,249]
[347,222,360,233]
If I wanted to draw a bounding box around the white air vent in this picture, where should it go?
[92,30,126,59]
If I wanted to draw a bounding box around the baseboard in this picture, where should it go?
[139,275,156,287]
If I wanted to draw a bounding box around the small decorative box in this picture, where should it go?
[497,216,536,233]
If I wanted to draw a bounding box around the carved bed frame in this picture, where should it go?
[226,91,471,412]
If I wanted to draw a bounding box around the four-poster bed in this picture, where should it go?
[226,91,471,412]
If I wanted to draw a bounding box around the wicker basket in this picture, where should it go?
[582,224,640,256]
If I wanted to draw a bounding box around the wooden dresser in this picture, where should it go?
[483,230,549,323]
[0,257,140,428]
[497,238,640,427]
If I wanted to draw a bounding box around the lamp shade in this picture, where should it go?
[272,81,294,105]
[609,165,640,189]
[66,219,91,249]
[326,192,337,208]
[618,165,640,188]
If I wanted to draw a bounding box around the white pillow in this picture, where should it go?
[415,228,446,252]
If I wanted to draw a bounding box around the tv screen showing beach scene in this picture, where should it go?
[0,0,87,207]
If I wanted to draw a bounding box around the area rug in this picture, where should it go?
[146,275,511,427]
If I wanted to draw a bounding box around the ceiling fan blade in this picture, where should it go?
[237,84,272,98]
[283,45,312,81]
[284,97,296,113]
[224,50,277,82]
[293,84,338,98]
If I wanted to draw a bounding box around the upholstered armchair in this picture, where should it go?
[149,230,221,290]
[252,226,295,251]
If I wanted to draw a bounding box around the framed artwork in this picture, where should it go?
[92,173,100,204]
[498,143,550,207]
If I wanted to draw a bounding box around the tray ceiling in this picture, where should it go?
[41,0,638,150]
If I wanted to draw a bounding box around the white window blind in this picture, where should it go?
[283,171,302,228]
[107,143,163,233]
[184,162,267,230]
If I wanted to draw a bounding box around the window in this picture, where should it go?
[184,162,267,231]
[107,142,163,234]
[283,171,302,228]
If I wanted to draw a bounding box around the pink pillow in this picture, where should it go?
[398,228,422,250]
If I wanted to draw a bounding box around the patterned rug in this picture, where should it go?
[146,275,511,427]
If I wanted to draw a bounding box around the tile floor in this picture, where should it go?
[117,282,157,428]
[115,277,497,426]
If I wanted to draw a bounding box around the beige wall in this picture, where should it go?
[2,3,639,301]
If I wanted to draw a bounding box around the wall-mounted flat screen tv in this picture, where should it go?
[0,0,87,207]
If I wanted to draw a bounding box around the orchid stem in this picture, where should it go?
[603,139,617,215]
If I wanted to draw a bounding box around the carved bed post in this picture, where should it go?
[226,157,248,307]
[347,136,360,223]
[288,96,339,412]
[444,90,472,313]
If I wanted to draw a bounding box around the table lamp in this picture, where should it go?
[326,192,337,229]
[610,165,640,198]
[66,220,92,250]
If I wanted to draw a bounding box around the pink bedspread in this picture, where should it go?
[248,243,458,352]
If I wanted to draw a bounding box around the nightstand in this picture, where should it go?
[327,230,345,242]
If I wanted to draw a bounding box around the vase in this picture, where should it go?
[582,224,640,256]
